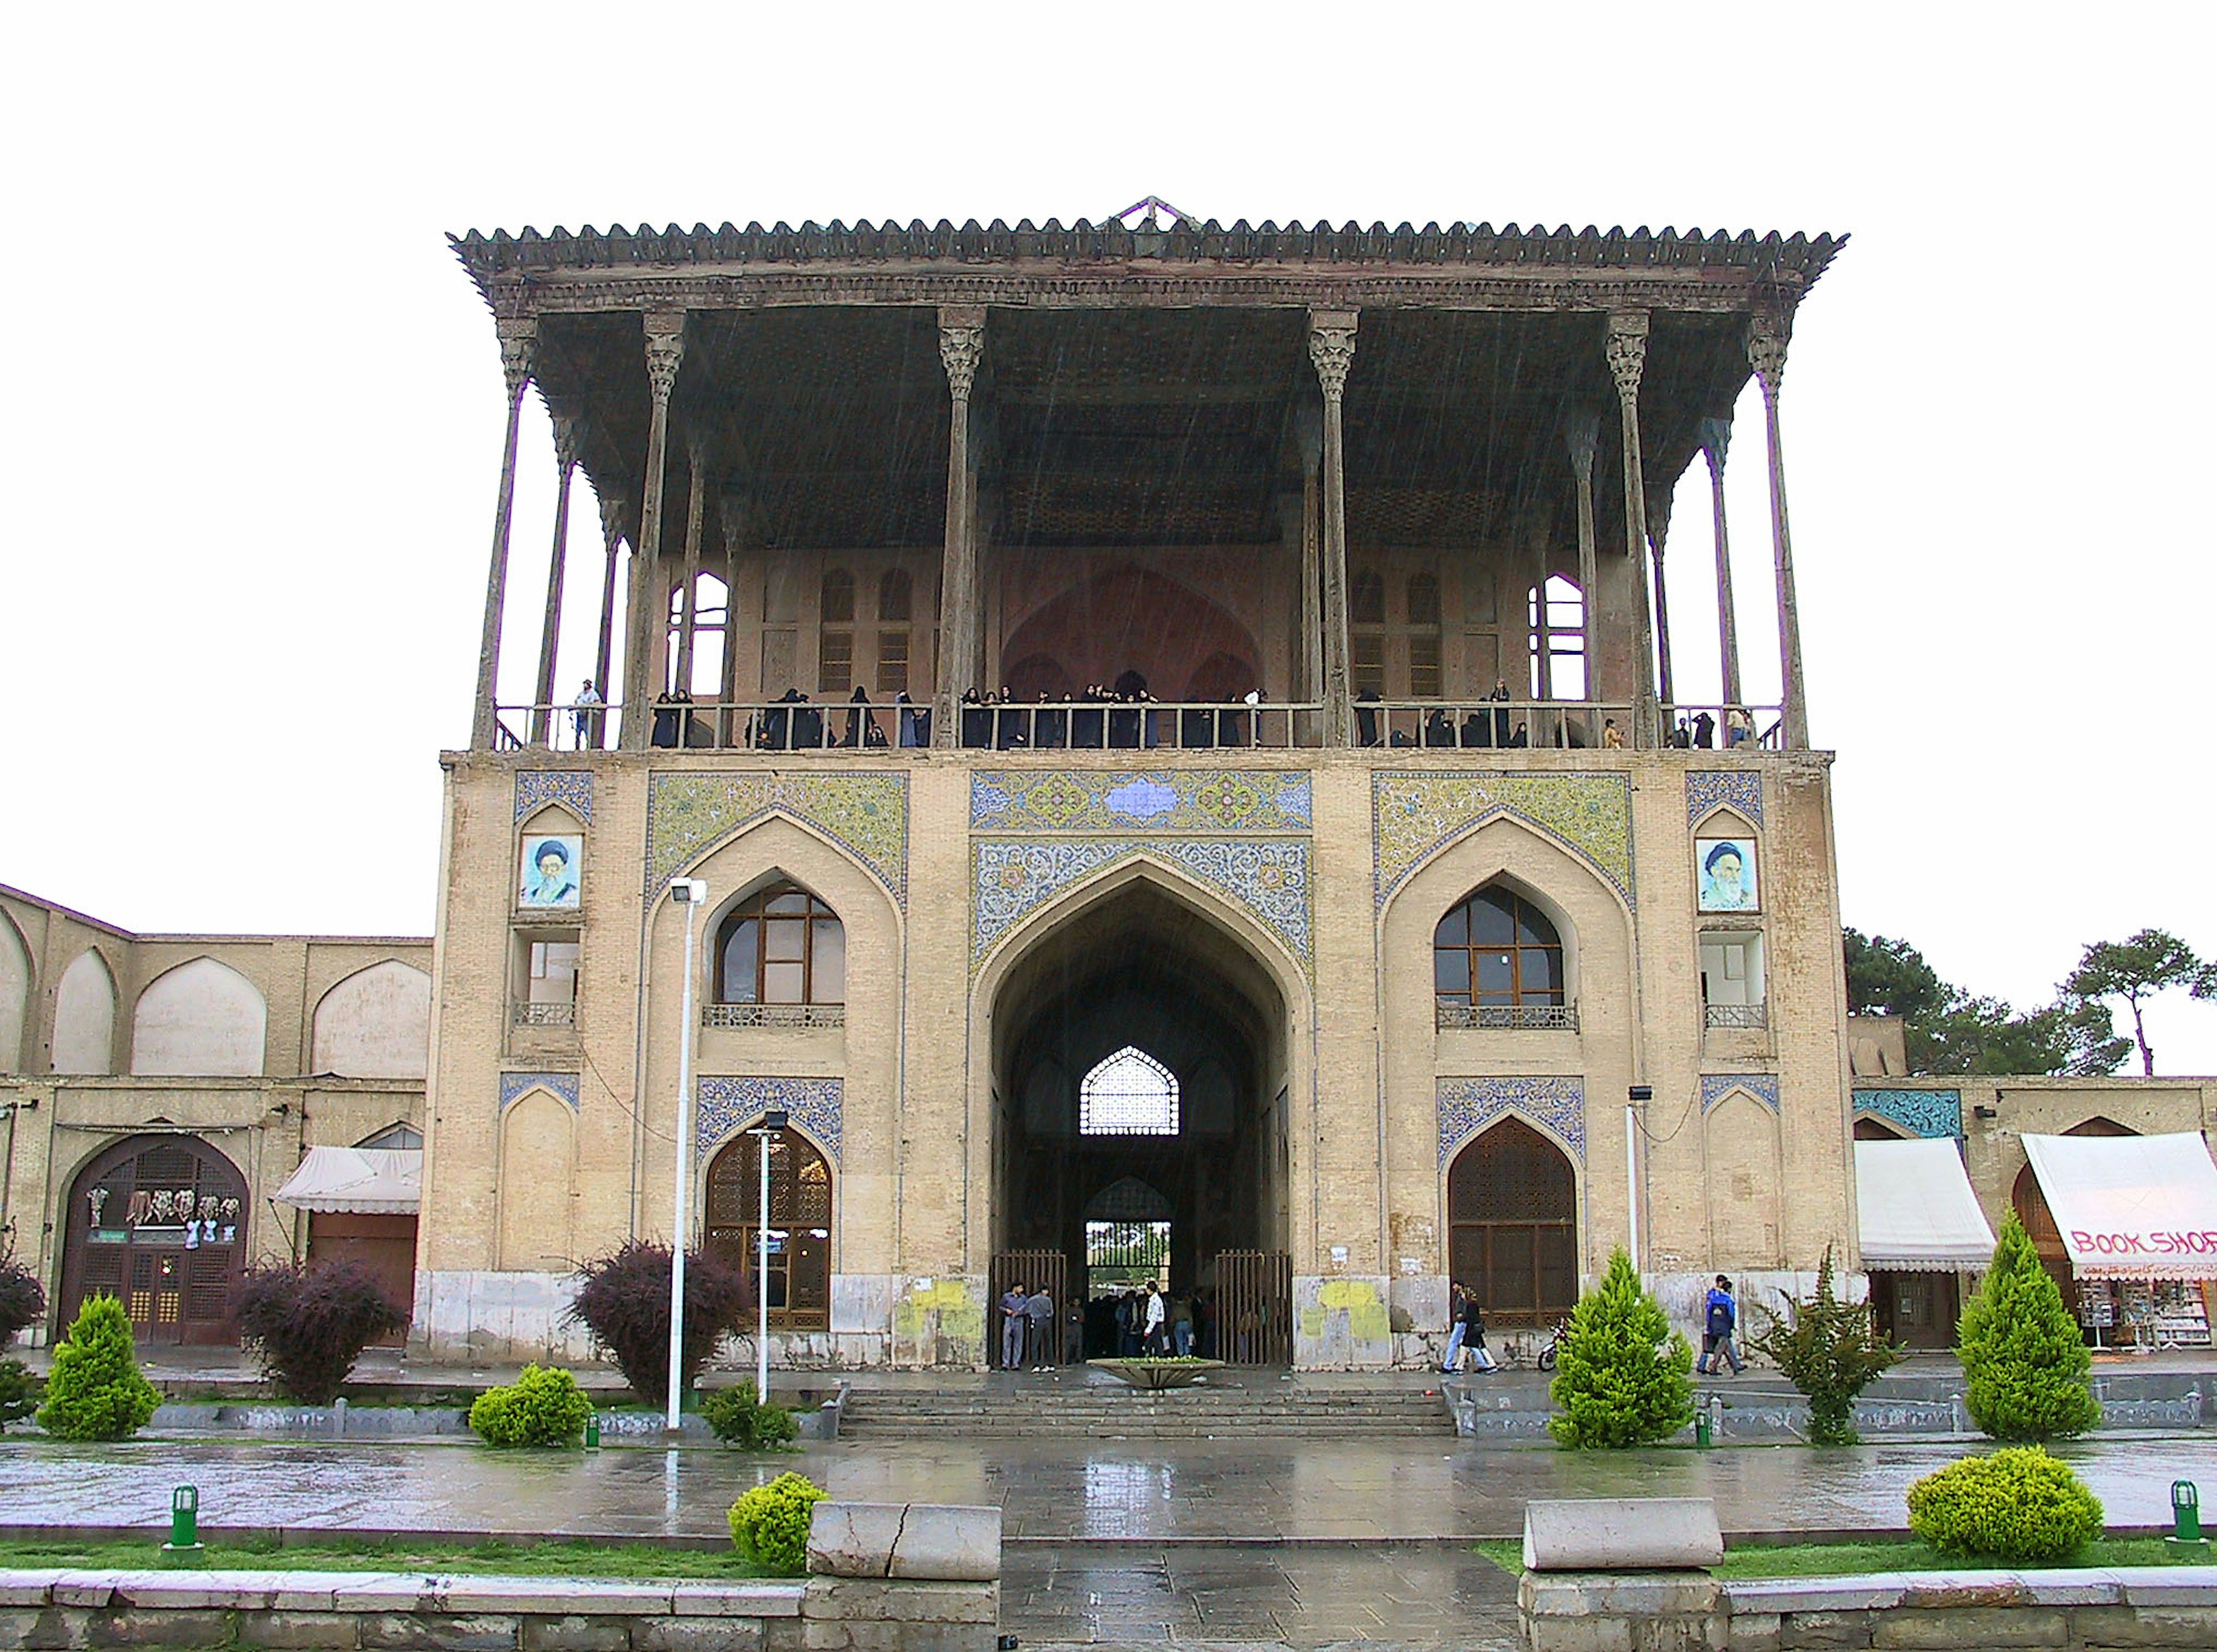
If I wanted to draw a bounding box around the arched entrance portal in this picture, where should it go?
[991,877,1293,1360]
[58,1134,249,1345]
[706,1127,833,1330]
[1446,1119,1577,1326]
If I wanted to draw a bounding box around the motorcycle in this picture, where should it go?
[1535,1317,1572,1371]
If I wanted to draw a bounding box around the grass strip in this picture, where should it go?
[1476,1534,2207,1579]
[0,1536,769,1580]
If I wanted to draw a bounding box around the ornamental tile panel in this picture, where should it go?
[971,771,1312,833]
[696,1076,843,1165]
[501,1071,580,1112]
[1701,1073,1781,1114]
[645,773,908,904]
[1374,773,1633,910]
[1853,1087,1964,1140]
[516,770,595,824]
[1436,1076,1586,1167]
[1685,771,1763,829]
[972,838,1311,971]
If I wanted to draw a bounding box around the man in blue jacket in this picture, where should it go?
[1697,1274,1744,1376]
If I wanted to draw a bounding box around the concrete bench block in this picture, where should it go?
[808,1506,908,1579]
[1524,1497,1724,1572]
[888,1509,998,1583]
[669,1583,802,1619]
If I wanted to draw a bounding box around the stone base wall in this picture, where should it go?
[1520,1567,2217,1651]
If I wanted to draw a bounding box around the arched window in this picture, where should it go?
[716,885,844,1007]
[878,567,912,622]
[1447,1118,1576,1325]
[1435,887,1567,1028]
[1406,572,1441,697]
[706,1126,831,1329]
[820,569,855,693]
[1352,571,1386,625]
[1079,1046,1180,1136]
[876,567,912,693]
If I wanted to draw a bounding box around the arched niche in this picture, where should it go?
[130,958,267,1077]
[1432,878,1577,1019]
[1445,1117,1577,1324]
[52,950,118,1075]
[498,1088,574,1270]
[58,1133,248,1345]
[1705,1092,1782,1266]
[311,960,431,1078]
[0,910,30,1073]
[1853,1114,1913,1141]
[998,565,1259,704]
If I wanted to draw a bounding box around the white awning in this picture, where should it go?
[1855,1137,1996,1272]
[274,1147,421,1214]
[2022,1131,2217,1281]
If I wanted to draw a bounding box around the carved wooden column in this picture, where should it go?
[1748,313,1809,750]
[931,307,984,749]
[1294,398,1323,711]
[673,432,708,697]
[1647,481,1675,713]
[471,319,534,749]
[1308,311,1357,745]
[1605,312,1660,747]
[1699,417,1744,710]
[619,312,685,750]
[529,415,579,746]
[589,494,625,752]
[1563,411,1599,704]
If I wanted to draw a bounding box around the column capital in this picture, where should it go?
[1307,310,1358,403]
[1698,415,1733,470]
[719,491,751,558]
[1604,311,1648,403]
[1746,311,1789,397]
[598,491,630,547]
[496,319,536,401]
[1562,408,1600,482]
[938,312,984,401]
[644,312,686,406]
[551,413,581,475]
[1646,479,1674,552]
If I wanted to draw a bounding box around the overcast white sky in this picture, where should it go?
[4,4,2214,1067]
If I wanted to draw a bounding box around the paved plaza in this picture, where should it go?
[6,1433,2217,1646]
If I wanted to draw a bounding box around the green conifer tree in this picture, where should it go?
[1957,1213,2101,1442]
[1744,1246,1901,1444]
[36,1293,161,1441]
[1547,1247,1695,1448]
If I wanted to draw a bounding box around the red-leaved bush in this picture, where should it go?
[0,1248,47,1344]
[238,1260,406,1404]
[564,1242,751,1403]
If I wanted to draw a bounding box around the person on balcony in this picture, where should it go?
[570,679,602,748]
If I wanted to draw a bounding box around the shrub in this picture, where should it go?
[1745,1247,1903,1445]
[702,1386,799,1449]
[1958,1214,2102,1442]
[1907,1447,2105,1564]
[237,1259,407,1405]
[0,1359,41,1430]
[469,1363,594,1447]
[728,1471,827,1575]
[564,1241,752,1404]
[0,1247,46,1344]
[36,1294,159,1441]
[1547,1247,1696,1449]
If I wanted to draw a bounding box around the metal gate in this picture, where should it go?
[989,1250,1070,1366]
[1215,1249,1292,1365]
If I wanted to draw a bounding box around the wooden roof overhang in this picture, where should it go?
[455,219,1842,556]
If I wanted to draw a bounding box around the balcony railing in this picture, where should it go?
[1705,1003,1769,1029]
[511,1001,575,1028]
[1436,1000,1580,1031]
[494,697,1785,755]
[701,1003,846,1030]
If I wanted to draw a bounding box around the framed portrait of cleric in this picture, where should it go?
[1695,838,1759,913]
[519,835,584,909]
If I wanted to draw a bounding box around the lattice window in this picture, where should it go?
[1080,1047,1180,1136]
[1447,1118,1577,1324]
[704,1127,832,1328]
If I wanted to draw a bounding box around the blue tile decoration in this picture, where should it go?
[972,838,1312,972]
[1374,773,1633,911]
[1436,1076,1586,1167]
[516,770,594,825]
[971,771,1313,833]
[646,773,908,906]
[501,1071,580,1112]
[696,1075,843,1165]
[1685,770,1763,829]
[1854,1087,1963,1140]
[1701,1073,1781,1114]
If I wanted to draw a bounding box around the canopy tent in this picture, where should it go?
[1854,1138,1996,1272]
[274,1147,421,1214]
[2021,1131,2217,1281]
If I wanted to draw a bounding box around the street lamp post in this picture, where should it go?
[665,877,708,1433]
[751,1107,790,1406]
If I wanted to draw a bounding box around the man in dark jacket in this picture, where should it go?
[1697,1274,1744,1375]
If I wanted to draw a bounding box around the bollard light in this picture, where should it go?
[2170,1479,2207,1548]
[162,1485,205,1567]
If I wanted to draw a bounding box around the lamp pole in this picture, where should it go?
[1626,1085,1652,1273]
[752,1107,789,1406]
[665,877,708,1433]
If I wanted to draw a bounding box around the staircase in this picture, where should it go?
[839,1376,1455,1440]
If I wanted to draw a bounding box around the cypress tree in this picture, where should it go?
[1548,1246,1696,1448]
[1957,1213,2102,1442]
[36,1294,160,1441]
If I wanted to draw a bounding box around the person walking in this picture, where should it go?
[1000,1281,1028,1371]
[1698,1274,1745,1376]
[1440,1282,1469,1373]
[1143,1284,1167,1354]
[1457,1291,1498,1373]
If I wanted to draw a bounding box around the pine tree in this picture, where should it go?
[1547,1247,1695,1448]
[1957,1213,2102,1442]
[36,1294,160,1441]
[1744,1246,1901,1444]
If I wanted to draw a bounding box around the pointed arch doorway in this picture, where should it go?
[989,874,1294,1362]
